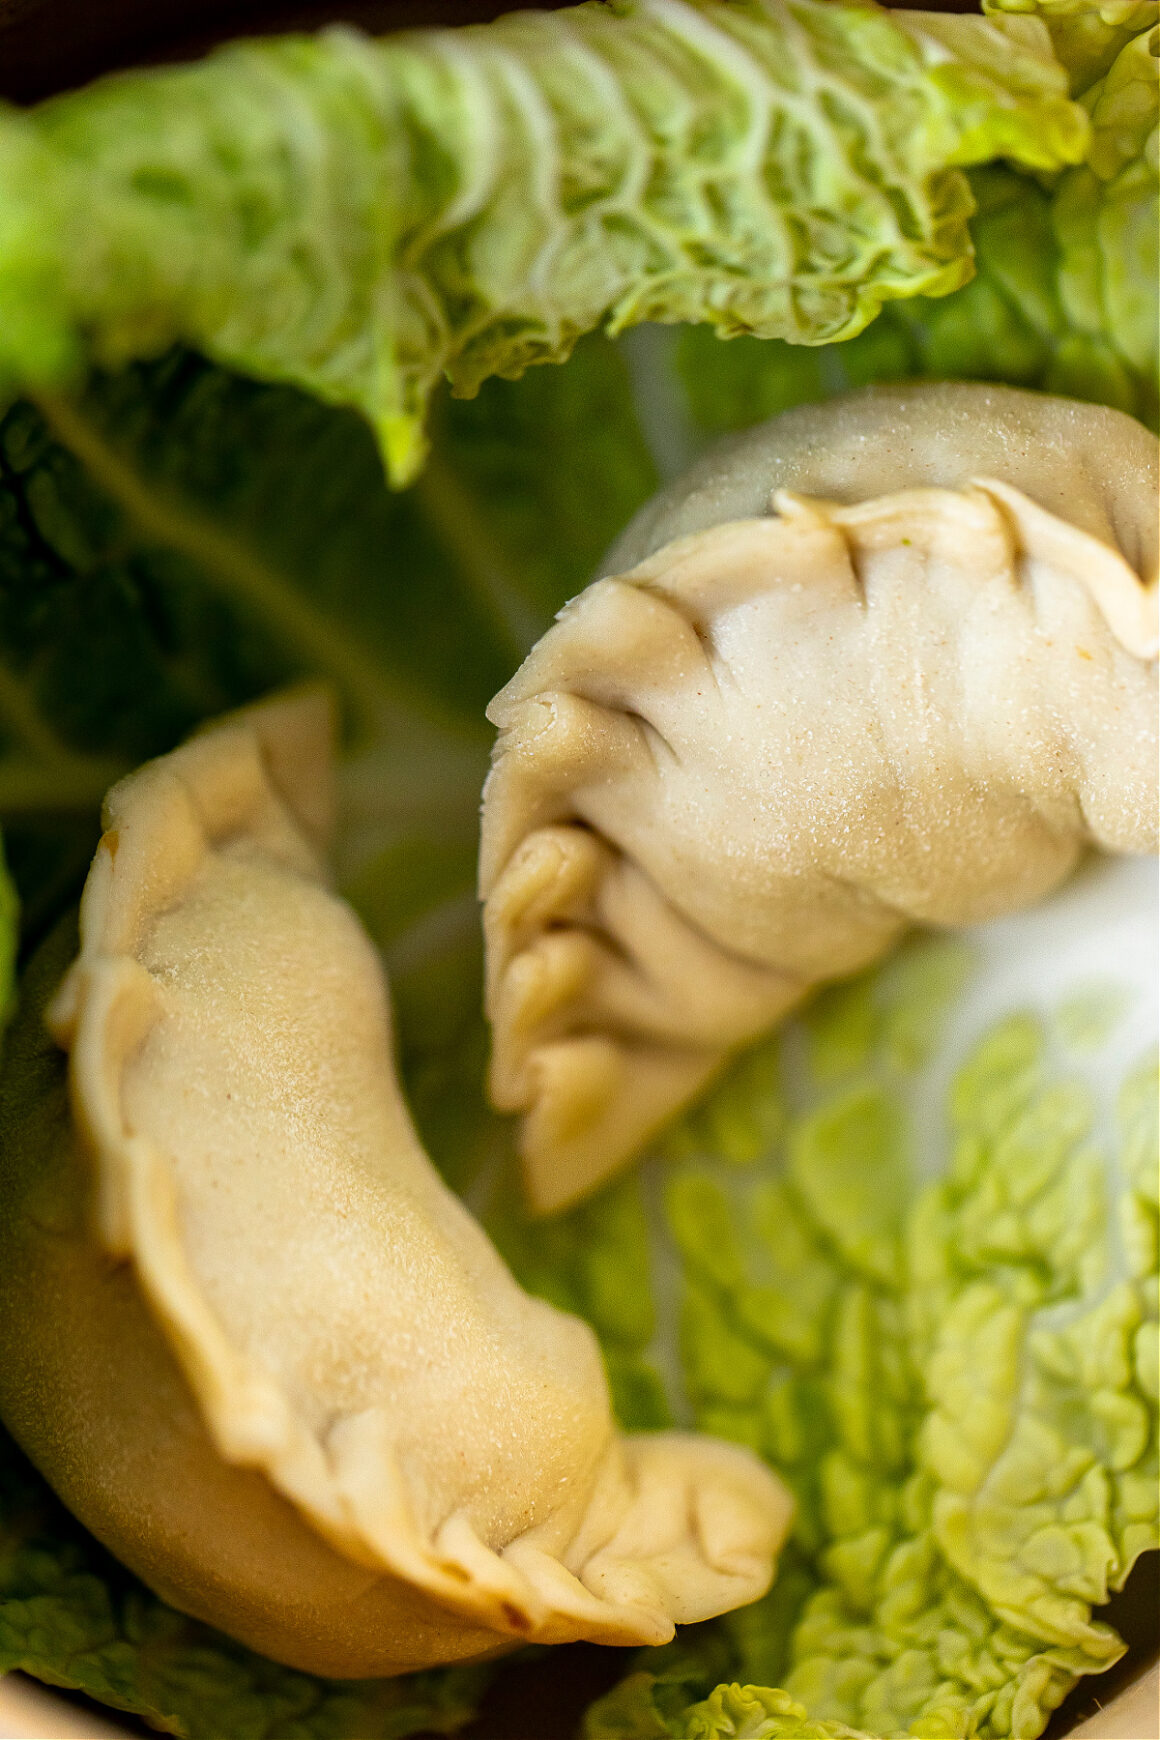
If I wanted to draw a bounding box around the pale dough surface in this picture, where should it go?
[0,691,790,1676]
[481,385,1159,1212]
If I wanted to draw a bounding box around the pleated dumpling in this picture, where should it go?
[0,691,791,1677]
[481,384,1159,1213]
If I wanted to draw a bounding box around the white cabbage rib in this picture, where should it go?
[480,384,1158,1214]
[7,691,789,1678]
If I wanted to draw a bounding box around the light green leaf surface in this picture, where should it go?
[982,0,1157,93]
[672,1,1157,439]
[680,1682,869,1736]
[0,333,1154,1740]
[0,331,652,941]
[0,10,1144,1732]
[1052,22,1159,403]
[571,948,1158,1740]
[0,0,1087,482]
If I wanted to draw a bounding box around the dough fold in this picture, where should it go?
[0,689,790,1677]
[480,385,1159,1213]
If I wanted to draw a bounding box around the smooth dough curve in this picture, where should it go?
[0,690,790,1677]
[480,384,1159,1214]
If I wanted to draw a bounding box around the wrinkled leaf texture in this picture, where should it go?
[673,2,1158,437]
[572,967,1158,1740]
[0,0,1087,482]
[0,2,1152,1736]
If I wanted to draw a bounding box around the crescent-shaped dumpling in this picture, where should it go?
[480,384,1159,1214]
[0,690,791,1677]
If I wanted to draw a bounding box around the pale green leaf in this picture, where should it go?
[0,0,1088,482]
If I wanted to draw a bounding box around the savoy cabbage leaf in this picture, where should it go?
[1051,20,1159,414]
[0,8,1147,1734]
[0,332,653,936]
[0,0,1088,483]
[1,253,1155,1740]
[668,3,1158,441]
[982,0,1156,93]
[523,935,1159,1740]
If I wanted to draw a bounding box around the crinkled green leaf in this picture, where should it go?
[667,1681,864,1737]
[674,166,1067,432]
[0,0,1087,483]
[0,14,1137,1730]
[579,1638,742,1739]
[915,1027,1156,1668]
[787,1087,908,1288]
[555,955,1158,1740]
[1052,23,1159,399]
[675,144,1157,439]
[584,1671,682,1738]
[982,0,1157,93]
[0,331,652,943]
[582,1666,870,1738]
[671,2,1157,438]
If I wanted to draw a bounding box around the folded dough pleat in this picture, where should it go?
[481,385,1159,1214]
[0,689,791,1677]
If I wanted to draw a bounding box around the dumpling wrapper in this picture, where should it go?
[0,690,790,1677]
[480,383,1159,1214]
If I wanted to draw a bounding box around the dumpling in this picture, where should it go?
[481,383,1159,1214]
[0,690,791,1677]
